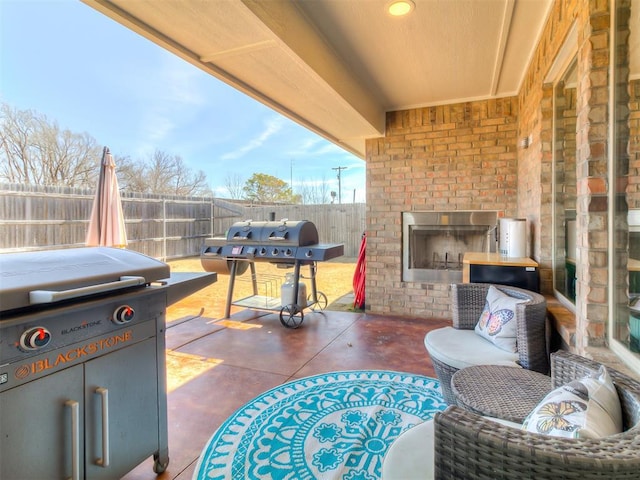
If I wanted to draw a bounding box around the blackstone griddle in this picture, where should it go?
[0,247,217,479]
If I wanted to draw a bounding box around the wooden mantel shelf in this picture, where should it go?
[463,252,539,268]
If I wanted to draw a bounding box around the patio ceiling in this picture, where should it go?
[81,0,553,159]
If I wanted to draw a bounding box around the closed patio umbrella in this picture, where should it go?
[85,146,128,247]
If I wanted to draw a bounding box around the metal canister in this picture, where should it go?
[281,272,307,308]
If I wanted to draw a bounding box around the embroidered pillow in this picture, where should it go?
[474,285,526,353]
[521,366,622,438]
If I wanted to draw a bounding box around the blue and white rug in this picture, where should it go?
[193,370,446,480]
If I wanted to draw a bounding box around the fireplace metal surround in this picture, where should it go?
[402,211,499,283]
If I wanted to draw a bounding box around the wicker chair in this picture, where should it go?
[425,283,548,404]
[433,350,640,479]
[382,351,640,479]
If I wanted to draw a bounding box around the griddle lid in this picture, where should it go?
[0,247,170,312]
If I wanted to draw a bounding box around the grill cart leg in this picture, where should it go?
[308,262,318,304]
[293,260,301,302]
[249,262,258,295]
[153,453,169,474]
[224,260,238,318]
[305,262,328,311]
[224,260,256,318]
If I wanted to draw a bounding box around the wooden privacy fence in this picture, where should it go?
[0,184,365,259]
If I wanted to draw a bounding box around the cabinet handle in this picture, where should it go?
[65,400,80,480]
[96,387,110,468]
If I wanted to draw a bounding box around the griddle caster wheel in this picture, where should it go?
[309,291,328,311]
[153,454,169,474]
[280,304,304,328]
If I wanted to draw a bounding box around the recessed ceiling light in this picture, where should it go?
[387,0,415,17]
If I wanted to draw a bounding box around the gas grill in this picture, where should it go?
[201,219,343,327]
[0,247,217,480]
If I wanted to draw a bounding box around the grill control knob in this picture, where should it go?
[20,327,51,351]
[259,247,267,256]
[305,250,313,258]
[285,248,293,256]
[113,305,135,324]
[272,248,279,256]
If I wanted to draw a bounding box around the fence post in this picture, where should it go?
[163,199,167,261]
[210,200,214,239]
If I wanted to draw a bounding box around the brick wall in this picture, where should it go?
[365,99,519,318]
[631,79,640,210]
[363,0,620,350]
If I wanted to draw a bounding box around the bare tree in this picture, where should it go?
[115,154,147,193]
[299,174,331,204]
[146,150,178,194]
[171,157,209,196]
[224,172,244,199]
[0,102,100,187]
[117,150,210,196]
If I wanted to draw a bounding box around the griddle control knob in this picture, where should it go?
[113,305,135,324]
[20,327,51,351]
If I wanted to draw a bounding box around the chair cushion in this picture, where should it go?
[521,365,623,438]
[425,327,520,371]
[382,417,522,479]
[382,420,435,480]
[474,285,528,353]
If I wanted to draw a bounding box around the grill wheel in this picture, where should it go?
[279,304,304,328]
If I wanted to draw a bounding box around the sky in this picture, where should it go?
[0,0,366,202]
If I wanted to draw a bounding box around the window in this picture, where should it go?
[552,57,578,305]
[610,0,640,367]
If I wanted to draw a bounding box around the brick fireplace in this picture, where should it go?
[365,98,519,319]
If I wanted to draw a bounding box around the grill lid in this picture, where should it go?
[0,247,170,312]
[226,220,319,246]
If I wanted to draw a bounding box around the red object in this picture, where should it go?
[353,233,366,309]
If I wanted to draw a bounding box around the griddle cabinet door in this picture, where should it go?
[84,337,160,479]
[0,365,86,480]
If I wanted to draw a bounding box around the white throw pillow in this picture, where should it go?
[521,366,622,439]
[474,285,526,353]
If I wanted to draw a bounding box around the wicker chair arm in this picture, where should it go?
[513,290,548,374]
[549,350,640,389]
[434,406,640,480]
[450,283,491,329]
[551,349,603,386]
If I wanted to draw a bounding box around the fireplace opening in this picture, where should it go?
[402,211,499,283]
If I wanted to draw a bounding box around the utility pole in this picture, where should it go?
[332,166,348,204]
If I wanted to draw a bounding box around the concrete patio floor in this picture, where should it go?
[122,297,449,479]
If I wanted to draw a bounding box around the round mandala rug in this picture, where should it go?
[193,370,446,480]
